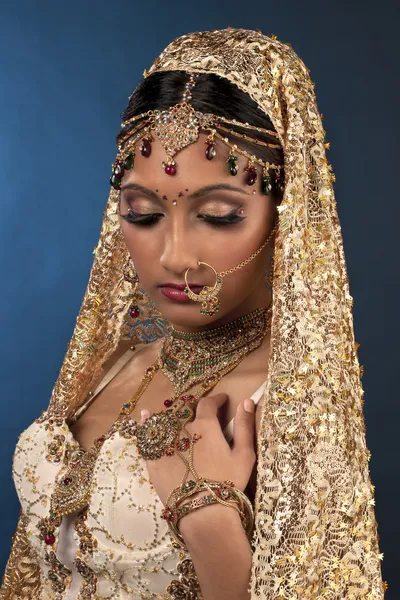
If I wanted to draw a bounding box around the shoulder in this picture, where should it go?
[91,337,164,391]
[111,336,162,365]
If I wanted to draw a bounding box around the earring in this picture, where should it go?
[123,259,141,319]
[184,262,223,316]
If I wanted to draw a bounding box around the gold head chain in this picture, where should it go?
[116,73,280,317]
[110,73,284,195]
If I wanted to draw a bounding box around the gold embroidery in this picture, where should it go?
[166,558,203,599]
[0,513,42,599]
[5,28,385,599]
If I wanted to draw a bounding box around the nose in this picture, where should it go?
[159,226,199,278]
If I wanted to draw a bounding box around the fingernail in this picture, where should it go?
[244,398,254,413]
[141,409,148,420]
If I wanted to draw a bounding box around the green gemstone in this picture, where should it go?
[165,409,173,415]
[227,156,238,176]
[176,409,191,418]
[262,175,272,195]
[110,174,121,188]
[182,480,196,492]
[123,152,134,169]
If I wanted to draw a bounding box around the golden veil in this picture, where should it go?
[2,28,385,599]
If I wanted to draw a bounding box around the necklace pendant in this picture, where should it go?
[50,455,94,517]
[136,412,181,460]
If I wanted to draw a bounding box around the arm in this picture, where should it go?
[179,496,252,600]
[143,395,257,600]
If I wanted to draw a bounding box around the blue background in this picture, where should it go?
[1,0,398,595]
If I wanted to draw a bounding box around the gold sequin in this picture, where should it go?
[2,27,384,600]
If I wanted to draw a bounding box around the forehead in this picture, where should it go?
[121,133,254,193]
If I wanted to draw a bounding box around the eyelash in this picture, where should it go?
[120,208,246,227]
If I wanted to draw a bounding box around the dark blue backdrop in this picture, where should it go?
[1,0,398,596]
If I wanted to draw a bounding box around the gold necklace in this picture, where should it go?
[134,306,271,463]
[159,307,270,396]
[40,306,271,539]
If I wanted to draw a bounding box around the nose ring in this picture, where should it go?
[184,261,223,316]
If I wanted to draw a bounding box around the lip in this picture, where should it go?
[159,283,203,290]
[160,283,204,303]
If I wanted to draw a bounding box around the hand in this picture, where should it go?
[140,393,256,506]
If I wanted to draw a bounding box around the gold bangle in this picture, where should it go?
[161,478,254,549]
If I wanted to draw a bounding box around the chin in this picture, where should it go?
[161,306,217,328]
[159,303,240,331]
[147,289,244,330]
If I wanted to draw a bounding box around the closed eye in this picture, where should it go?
[119,208,246,227]
[119,209,163,226]
[197,212,246,226]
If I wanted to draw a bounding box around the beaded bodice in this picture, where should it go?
[13,415,183,599]
[11,346,267,599]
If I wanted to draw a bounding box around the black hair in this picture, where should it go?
[117,71,284,202]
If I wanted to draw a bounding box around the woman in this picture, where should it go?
[1,28,385,600]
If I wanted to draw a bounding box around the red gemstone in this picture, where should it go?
[113,159,125,177]
[63,477,72,485]
[246,167,257,186]
[161,507,175,522]
[44,533,55,545]
[129,308,139,319]
[205,142,216,160]
[181,394,194,402]
[176,438,190,451]
[141,139,152,157]
[164,164,177,175]
[164,399,173,407]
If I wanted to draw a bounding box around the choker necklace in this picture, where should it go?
[159,307,271,396]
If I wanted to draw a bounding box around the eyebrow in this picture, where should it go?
[120,182,252,200]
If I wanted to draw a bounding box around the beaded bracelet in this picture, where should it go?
[161,478,254,548]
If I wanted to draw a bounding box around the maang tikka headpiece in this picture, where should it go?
[110,73,285,195]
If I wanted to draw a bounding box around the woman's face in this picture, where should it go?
[118,134,277,331]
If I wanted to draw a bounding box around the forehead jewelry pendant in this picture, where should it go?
[156,73,202,175]
[156,101,203,175]
[110,152,134,190]
[111,73,284,189]
[244,158,258,186]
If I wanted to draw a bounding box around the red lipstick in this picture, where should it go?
[159,283,204,303]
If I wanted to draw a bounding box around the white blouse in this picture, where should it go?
[12,346,267,599]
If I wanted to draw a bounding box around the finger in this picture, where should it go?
[195,393,228,420]
[140,409,151,424]
[233,399,256,457]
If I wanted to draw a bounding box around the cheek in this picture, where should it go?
[120,220,156,252]
[220,254,267,298]
[119,222,161,281]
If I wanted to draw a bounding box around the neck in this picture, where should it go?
[160,302,272,395]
